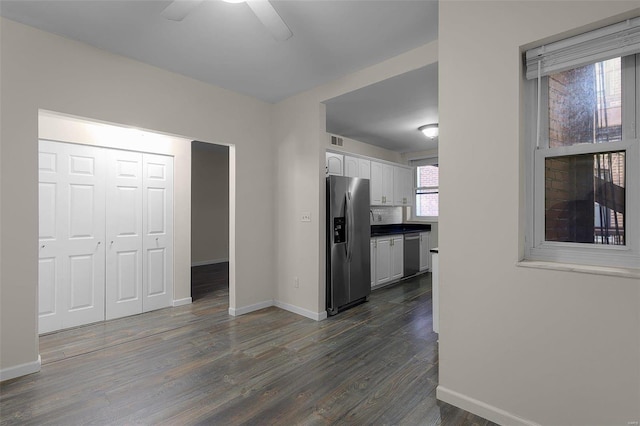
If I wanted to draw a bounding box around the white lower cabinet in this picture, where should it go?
[374,237,392,286]
[38,141,174,334]
[419,231,431,272]
[371,235,403,287]
[370,239,376,288]
[390,236,404,281]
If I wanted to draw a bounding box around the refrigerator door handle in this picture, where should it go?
[347,191,355,261]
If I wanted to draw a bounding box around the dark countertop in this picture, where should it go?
[371,223,431,237]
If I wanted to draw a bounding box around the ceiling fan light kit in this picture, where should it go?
[161,0,292,42]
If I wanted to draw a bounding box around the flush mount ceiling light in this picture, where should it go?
[419,124,439,139]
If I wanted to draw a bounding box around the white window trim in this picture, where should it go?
[524,54,640,270]
[411,157,439,222]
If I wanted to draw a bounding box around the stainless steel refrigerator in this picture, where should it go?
[326,175,371,315]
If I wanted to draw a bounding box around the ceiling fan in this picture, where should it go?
[161,0,293,42]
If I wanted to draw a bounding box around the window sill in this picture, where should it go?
[517,260,640,280]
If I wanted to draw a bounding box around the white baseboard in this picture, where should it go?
[437,386,539,426]
[173,297,192,307]
[191,258,228,267]
[0,356,41,382]
[274,300,327,321]
[229,300,274,316]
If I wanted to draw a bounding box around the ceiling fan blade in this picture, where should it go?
[161,0,203,22]
[246,1,292,42]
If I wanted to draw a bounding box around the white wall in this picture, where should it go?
[438,2,640,425]
[191,142,229,265]
[0,18,274,378]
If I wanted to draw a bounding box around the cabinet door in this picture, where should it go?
[344,155,358,177]
[390,236,404,280]
[375,237,391,285]
[419,232,431,271]
[394,167,413,206]
[358,159,371,179]
[393,167,404,205]
[405,168,414,206]
[370,239,376,288]
[106,150,143,320]
[370,161,384,205]
[326,152,344,176]
[142,154,174,312]
[382,164,394,205]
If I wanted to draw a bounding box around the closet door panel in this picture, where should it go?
[38,141,65,333]
[60,143,106,330]
[38,256,59,333]
[106,150,143,320]
[38,141,106,332]
[143,154,174,312]
[64,144,105,328]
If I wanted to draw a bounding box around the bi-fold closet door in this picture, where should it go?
[38,141,174,334]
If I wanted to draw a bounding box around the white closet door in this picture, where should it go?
[38,143,65,333]
[38,141,106,333]
[142,154,174,312]
[105,150,143,320]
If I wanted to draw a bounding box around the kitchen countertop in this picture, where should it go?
[370,223,432,237]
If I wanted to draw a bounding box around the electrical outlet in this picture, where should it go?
[301,212,311,222]
[294,277,299,288]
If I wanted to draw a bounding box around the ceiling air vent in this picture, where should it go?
[331,136,343,146]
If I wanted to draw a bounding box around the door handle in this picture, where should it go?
[346,192,354,261]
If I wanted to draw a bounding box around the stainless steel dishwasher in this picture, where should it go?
[403,233,420,277]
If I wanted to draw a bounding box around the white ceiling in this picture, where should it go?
[325,62,438,153]
[0,0,439,153]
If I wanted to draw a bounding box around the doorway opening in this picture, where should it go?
[190,141,230,302]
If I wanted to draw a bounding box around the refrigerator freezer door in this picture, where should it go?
[327,176,371,315]
[328,177,349,314]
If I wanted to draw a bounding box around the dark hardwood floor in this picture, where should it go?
[0,264,495,425]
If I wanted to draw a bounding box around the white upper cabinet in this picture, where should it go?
[326,152,344,176]
[393,166,413,206]
[344,155,371,179]
[370,161,394,205]
[327,151,412,206]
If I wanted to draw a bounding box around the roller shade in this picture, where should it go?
[525,17,640,80]
[409,157,438,167]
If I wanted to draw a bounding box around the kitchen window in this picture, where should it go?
[412,158,439,219]
[524,18,640,270]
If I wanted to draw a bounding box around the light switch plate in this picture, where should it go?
[301,212,311,222]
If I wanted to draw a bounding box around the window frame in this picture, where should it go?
[412,157,439,222]
[524,54,640,269]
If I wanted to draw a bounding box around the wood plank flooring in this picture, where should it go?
[0,264,495,425]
